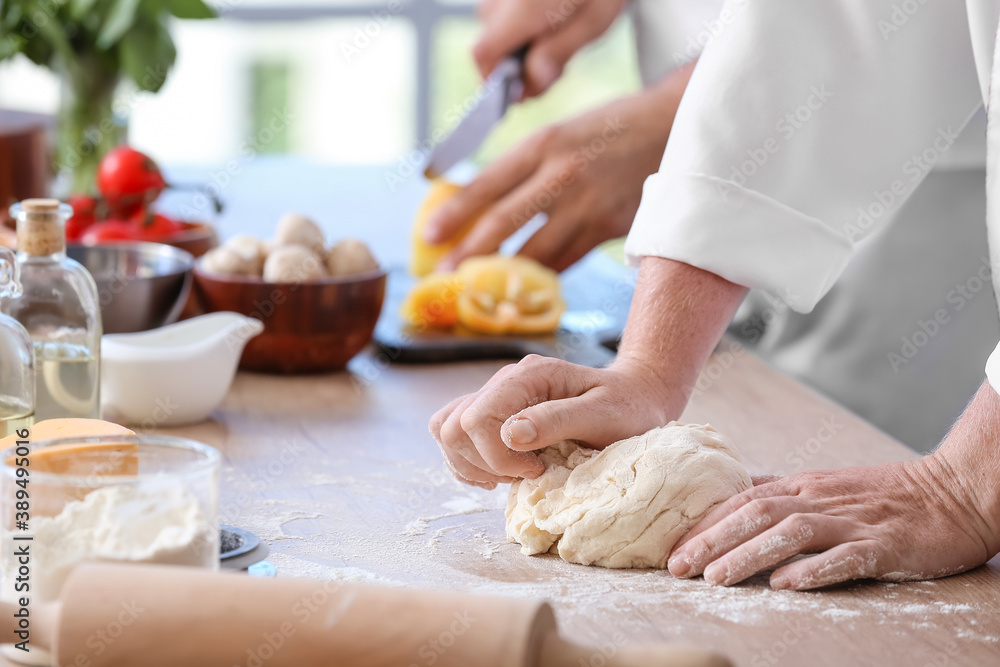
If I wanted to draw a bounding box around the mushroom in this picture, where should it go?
[275,213,326,256]
[221,234,268,275]
[327,238,378,277]
[263,245,327,283]
[201,246,251,276]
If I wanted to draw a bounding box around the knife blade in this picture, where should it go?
[424,49,526,180]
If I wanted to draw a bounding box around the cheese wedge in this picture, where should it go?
[2,418,137,476]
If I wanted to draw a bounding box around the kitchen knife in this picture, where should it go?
[424,48,527,179]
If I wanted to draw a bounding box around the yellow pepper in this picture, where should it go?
[400,272,464,329]
[410,180,478,277]
[455,256,564,335]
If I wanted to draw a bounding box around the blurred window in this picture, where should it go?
[0,0,640,166]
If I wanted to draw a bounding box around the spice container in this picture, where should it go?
[0,433,220,665]
[6,199,102,420]
[0,248,34,437]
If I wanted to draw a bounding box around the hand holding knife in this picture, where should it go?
[423,47,528,180]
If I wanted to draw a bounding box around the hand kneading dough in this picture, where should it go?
[505,423,751,569]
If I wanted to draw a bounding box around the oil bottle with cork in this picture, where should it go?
[0,246,34,437]
[4,199,101,420]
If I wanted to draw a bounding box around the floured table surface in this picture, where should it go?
[125,342,999,667]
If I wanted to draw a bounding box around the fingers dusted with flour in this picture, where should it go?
[668,382,1000,591]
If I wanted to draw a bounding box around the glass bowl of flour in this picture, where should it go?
[0,434,219,609]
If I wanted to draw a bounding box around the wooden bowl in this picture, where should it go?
[2,218,218,257]
[157,222,218,258]
[192,266,387,374]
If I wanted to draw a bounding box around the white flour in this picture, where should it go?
[29,480,213,602]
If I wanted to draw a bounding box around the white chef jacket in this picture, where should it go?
[625,0,1000,393]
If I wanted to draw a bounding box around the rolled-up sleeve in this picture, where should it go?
[625,0,983,312]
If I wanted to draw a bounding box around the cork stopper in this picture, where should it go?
[16,198,66,256]
[21,198,61,212]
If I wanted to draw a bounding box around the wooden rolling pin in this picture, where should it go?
[3,564,730,667]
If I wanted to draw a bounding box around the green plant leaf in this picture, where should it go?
[69,0,100,20]
[0,35,21,61]
[118,16,176,92]
[166,0,216,19]
[97,0,141,49]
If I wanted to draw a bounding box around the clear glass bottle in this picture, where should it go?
[0,247,34,437]
[6,199,101,420]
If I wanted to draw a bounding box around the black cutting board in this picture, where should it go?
[373,254,635,367]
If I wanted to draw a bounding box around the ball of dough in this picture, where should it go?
[201,246,252,276]
[222,234,267,275]
[275,213,326,256]
[327,238,378,277]
[262,245,326,283]
[505,423,752,569]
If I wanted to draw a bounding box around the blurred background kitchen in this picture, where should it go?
[2,0,995,456]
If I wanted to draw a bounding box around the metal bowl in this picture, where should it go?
[68,243,194,334]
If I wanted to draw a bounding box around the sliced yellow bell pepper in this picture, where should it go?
[400,272,465,329]
[455,256,564,335]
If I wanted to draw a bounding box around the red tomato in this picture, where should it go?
[65,194,97,241]
[129,209,185,240]
[81,220,141,245]
[97,147,167,217]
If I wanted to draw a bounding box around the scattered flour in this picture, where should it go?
[268,552,400,586]
[220,455,1000,657]
[402,518,429,537]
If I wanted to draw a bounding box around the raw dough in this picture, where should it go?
[505,422,751,569]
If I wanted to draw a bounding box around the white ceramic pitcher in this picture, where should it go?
[101,312,264,427]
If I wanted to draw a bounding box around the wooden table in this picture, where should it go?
[0,161,982,666]
[143,338,996,667]
[140,162,1000,665]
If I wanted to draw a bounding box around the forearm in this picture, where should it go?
[614,256,747,408]
[925,381,1000,555]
